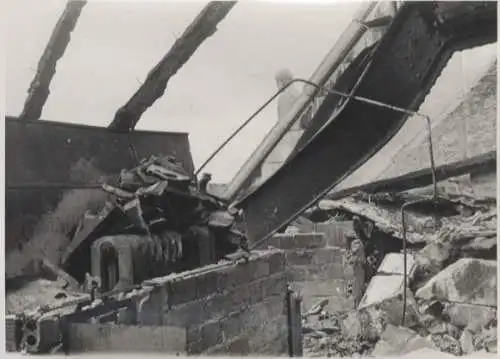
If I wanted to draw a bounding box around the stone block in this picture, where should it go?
[261,272,288,298]
[167,276,197,307]
[220,311,244,341]
[138,286,165,325]
[378,252,417,277]
[239,296,286,333]
[315,220,354,248]
[416,258,497,306]
[195,271,219,298]
[285,247,343,267]
[164,297,205,327]
[268,249,287,274]
[358,275,420,327]
[359,274,405,307]
[68,324,186,354]
[272,233,326,250]
[217,258,270,289]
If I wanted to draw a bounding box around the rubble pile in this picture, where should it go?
[300,184,497,357]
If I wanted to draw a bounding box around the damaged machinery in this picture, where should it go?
[62,154,248,292]
[10,155,248,354]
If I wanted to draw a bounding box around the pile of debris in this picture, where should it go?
[7,155,248,313]
[299,183,497,357]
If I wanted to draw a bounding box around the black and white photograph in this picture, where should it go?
[3,0,498,357]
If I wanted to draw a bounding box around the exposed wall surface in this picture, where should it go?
[137,249,289,356]
[5,249,292,355]
[260,221,364,314]
[5,117,195,279]
[379,61,497,180]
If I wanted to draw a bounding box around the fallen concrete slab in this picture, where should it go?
[416,258,497,306]
[378,252,417,276]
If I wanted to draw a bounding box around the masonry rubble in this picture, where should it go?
[293,178,497,357]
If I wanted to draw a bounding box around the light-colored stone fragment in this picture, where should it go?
[416,258,497,306]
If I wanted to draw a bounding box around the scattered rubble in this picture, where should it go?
[299,180,497,357]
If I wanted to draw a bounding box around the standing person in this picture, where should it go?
[260,68,304,182]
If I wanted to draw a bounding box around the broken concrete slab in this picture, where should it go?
[359,275,405,307]
[377,252,417,276]
[416,258,497,306]
[316,198,429,244]
[359,252,416,308]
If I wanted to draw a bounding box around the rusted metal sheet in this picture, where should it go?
[5,116,194,256]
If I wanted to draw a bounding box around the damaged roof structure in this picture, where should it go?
[5,0,498,357]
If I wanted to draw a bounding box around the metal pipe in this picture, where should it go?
[246,79,435,251]
[195,79,303,177]
[223,1,379,201]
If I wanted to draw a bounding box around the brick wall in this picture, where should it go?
[138,249,289,356]
[261,221,365,314]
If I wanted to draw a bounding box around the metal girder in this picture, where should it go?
[236,1,497,245]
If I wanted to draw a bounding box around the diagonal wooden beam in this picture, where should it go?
[108,1,237,131]
[20,0,87,121]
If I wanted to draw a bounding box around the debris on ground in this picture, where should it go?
[300,178,497,357]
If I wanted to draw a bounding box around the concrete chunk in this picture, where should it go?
[358,275,420,326]
[415,258,497,306]
[378,253,416,276]
[358,274,404,307]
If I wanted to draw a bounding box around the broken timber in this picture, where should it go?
[108,1,236,131]
[327,150,496,200]
[20,0,87,121]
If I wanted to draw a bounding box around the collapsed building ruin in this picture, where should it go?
[5,0,498,357]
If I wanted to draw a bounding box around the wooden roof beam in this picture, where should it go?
[20,0,87,121]
[108,1,236,131]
